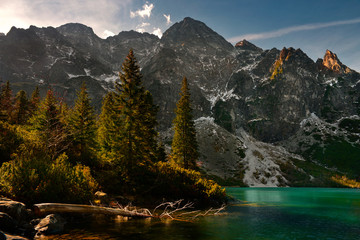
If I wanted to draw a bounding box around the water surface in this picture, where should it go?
[49,188,360,239]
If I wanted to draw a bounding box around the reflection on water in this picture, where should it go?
[44,188,360,240]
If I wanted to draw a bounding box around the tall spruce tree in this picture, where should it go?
[11,90,29,124]
[112,49,158,172]
[67,82,97,165]
[30,88,66,159]
[98,92,117,153]
[0,81,13,121]
[29,86,40,115]
[171,77,199,169]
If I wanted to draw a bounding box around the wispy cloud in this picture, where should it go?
[130,2,154,18]
[136,22,150,33]
[228,18,360,43]
[163,14,171,25]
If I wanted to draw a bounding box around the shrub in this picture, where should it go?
[0,146,98,204]
[0,121,23,164]
[151,162,227,206]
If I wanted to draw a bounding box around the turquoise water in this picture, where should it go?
[51,188,360,239]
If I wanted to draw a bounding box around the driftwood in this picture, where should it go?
[33,203,152,218]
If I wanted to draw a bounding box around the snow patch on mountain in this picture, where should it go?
[237,129,292,187]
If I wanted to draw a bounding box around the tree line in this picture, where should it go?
[0,50,226,206]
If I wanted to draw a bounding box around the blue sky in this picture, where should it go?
[1,0,360,71]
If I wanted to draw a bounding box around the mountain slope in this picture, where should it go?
[0,17,359,186]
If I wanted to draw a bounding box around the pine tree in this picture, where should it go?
[98,92,117,153]
[0,81,13,121]
[30,88,66,159]
[67,82,97,165]
[11,90,29,124]
[29,86,40,115]
[112,49,158,172]
[171,77,199,169]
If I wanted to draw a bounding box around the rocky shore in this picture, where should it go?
[0,198,66,239]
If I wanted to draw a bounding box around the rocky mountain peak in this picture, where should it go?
[56,23,96,37]
[161,17,233,52]
[235,39,262,51]
[0,32,5,37]
[322,49,351,74]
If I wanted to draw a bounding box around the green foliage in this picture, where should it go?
[66,82,97,166]
[171,77,199,169]
[304,140,360,177]
[0,121,23,164]
[29,86,40,115]
[29,88,67,159]
[152,162,227,205]
[0,81,13,121]
[109,49,159,171]
[0,146,98,204]
[279,158,343,187]
[0,50,227,206]
[11,90,29,124]
[97,92,117,154]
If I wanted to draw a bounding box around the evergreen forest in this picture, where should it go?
[0,50,226,206]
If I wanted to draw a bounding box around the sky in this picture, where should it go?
[1,0,360,71]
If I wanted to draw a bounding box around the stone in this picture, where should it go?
[0,200,28,222]
[0,231,6,240]
[0,212,16,233]
[35,214,66,236]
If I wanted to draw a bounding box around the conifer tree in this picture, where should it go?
[97,92,117,153]
[171,77,199,169]
[30,88,66,159]
[112,49,158,172]
[29,86,40,115]
[67,82,97,165]
[11,90,29,124]
[0,81,13,121]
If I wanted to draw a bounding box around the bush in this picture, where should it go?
[0,121,23,164]
[151,162,227,206]
[0,146,98,204]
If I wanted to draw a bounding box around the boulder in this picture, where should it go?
[35,214,66,236]
[0,212,16,233]
[0,199,28,222]
[0,231,6,240]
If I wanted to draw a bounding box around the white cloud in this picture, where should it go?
[152,27,162,38]
[139,22,150,28]
[163,14,171,25]
[102,29,115,38]
[135,22,150,33]
[130,3,154,19]
[228,18,360,43]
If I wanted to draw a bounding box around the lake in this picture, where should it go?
[48,188,360,239]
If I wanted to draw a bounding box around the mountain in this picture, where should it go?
[1,18,360,186]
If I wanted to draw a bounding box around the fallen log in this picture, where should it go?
[33,203,152,218]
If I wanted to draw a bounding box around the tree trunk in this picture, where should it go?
[33,203,152,218]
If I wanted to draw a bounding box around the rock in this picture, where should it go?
[0,200,28,222]
[0,231,6,240]
[35,214,66,236]
[0,212,16,233]
[3,233,29,240]
[29,218,41,227]
[94,191,109,205]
